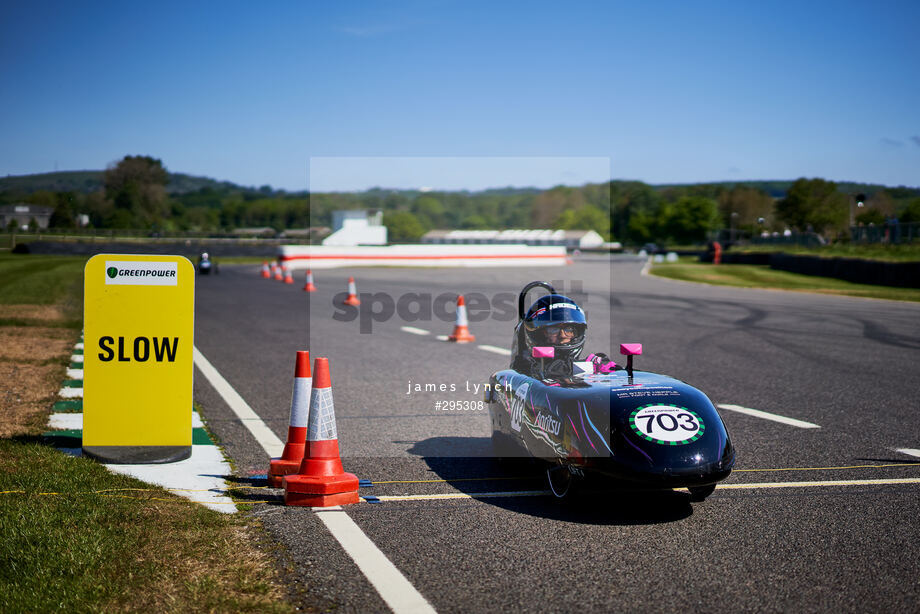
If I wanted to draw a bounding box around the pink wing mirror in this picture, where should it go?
[532,346,555,358]
[619,343,642,376]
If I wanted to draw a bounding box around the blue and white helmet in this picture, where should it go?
[522,294,587,361]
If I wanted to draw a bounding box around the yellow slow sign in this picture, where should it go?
[82,254,195,463]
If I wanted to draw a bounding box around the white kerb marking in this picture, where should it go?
[400,326,430,336]
[192,346,284,457]
[717,404,820,429]
[895,448,920,458]
[193,346,436,614]
[478,345,512,356]
[314,507,437,614]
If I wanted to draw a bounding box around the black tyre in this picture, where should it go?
[688,484,716,502]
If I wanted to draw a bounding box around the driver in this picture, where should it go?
[511,294,587,376]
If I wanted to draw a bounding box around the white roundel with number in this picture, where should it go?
[629,404,705,445]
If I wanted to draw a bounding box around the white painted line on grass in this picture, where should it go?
[400,326,430,336]
[717,404,820,429]
[192,346,284,457]
[640,255,652,276]
[59,387,83,398]
[193,345,436,614]
[314,507,437,614]
[895,448,920,458]
[70,354,84,363]
[478,345,512,356]
[75,342,84,350]
[66,368,84,379]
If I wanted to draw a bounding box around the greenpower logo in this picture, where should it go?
[104,260,179,286]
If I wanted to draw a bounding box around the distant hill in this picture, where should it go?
[2,171,915,202]
[0,170,258,196]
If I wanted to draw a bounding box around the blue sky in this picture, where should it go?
[1,1,918,191]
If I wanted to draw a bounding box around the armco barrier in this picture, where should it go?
[278,244,568,268]
[708,251,920,288]
[769,254,920,289]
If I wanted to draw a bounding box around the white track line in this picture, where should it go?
[192,345,435,614]
[640,255,652,276]
[435,335,448,341]
[717,404,820,429]
[400,326,430,336]
[895,448,920,458]
[314,508,437,613]
[478,345,512,356]
[192,347,284,457]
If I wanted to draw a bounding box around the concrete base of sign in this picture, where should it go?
[82,445,192,464]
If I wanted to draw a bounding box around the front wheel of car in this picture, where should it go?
[688,484,716,502]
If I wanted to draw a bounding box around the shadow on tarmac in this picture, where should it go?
[406,436,693,526]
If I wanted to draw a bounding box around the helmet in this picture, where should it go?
[521,294,586,362]
[201,252,209,259]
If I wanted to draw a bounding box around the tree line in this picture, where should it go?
[5,156,920,245]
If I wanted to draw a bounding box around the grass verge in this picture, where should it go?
[0,253,294,613]
[650,260,920,302]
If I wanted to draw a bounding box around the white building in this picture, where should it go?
[321,210,387,246]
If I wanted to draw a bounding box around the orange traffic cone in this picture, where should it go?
[447,295,476,342]
[344,277,360,306]
[303,269,316,292]
[273,262,283,281]
[283,358,360,506]
[268,351,312,487]
[261,261,271,278]
[283,266,295,284]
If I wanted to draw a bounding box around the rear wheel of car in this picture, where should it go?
[546,464,576,499]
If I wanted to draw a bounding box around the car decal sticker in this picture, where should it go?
[629,404,705,445]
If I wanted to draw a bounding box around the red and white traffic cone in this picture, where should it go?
[283,266,295,284]
[261,261,271,278]
[273,262,283,281]
[303,269,316,292]
[344,277,360,306]
[447,295,476,343]
[283,358,360,506]
[267,351,312,488]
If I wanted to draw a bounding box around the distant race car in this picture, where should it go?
[486,281,735,500]
[197,252,218,275]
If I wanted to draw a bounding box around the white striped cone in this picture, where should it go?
[304,270,316,291]
[344,276,360,306]
[448,295,476,342]
[284,357,359,506]
[261,262,271,278]
[268,351,312,487]
[273,262,283,281]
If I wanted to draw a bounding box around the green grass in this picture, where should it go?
[650,261,920,302]
[0,254,87,305]
[0,252,294,613]
[0,439,291,613]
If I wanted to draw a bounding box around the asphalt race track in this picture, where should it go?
[193,255,920,612]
